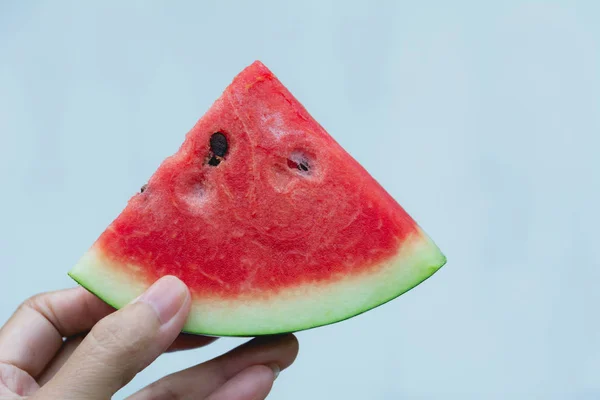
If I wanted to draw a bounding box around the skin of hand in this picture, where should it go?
[0,275,299,400]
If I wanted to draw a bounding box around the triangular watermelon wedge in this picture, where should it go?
[69,61,446,337]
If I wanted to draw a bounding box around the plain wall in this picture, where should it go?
[1,1,599,399]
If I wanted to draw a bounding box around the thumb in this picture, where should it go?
[37,275,191,400]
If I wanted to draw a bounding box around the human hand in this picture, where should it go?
[0,276,299,399]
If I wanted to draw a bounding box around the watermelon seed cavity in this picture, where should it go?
[287,152,310,173]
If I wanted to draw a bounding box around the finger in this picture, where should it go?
[39,330,216,385]
[127,333,298,400]
[166,333,218,353]
[0,362,39,397]
[0,286,114,377]
[37,275,191,400]
[205,365,277,400]
[210,334,298,380]
[37,335,84,386]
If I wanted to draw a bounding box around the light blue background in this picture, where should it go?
[1,1,599,399]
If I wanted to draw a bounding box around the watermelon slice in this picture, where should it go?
[69,61,446,337]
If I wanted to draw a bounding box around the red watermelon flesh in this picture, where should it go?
[69,61,446,336]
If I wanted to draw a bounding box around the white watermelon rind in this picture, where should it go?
[68,227,446,337]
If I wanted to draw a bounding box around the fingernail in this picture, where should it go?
[136,276,189,324]
[268,363,280,380]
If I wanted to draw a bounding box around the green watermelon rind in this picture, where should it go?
[68,228,446,337]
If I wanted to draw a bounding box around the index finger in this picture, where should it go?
[0,286,115,377]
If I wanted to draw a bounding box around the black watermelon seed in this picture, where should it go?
[140,184,148,193]
[210,132,228,157]
[208,156,221,166]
